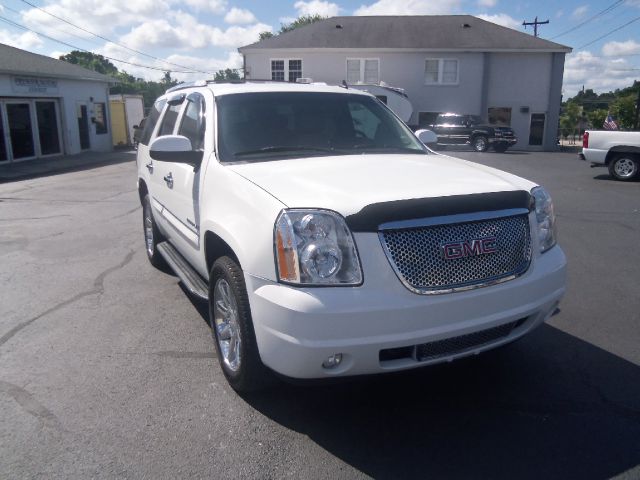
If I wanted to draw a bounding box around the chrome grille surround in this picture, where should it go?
[379,212,532,295]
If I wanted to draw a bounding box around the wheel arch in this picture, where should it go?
[204,230,241,273]
[605,146,640,165]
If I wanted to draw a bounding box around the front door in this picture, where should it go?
[529,113,546,146]
[77,104,90,150]
[5,102,36,160]
[36,101,62,155]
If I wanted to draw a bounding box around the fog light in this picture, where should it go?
[322,353,343,369]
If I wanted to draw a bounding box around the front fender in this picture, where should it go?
[199,165,286,281]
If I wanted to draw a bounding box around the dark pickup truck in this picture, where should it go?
[427,113,517,153]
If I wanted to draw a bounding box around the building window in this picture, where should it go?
[346,58,380,84]
[271,59,303,82]
[424,59,459,85]
[488,107,512,126]
[94,102,108,134]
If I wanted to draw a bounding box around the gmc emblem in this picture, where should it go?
[441,237,498,260]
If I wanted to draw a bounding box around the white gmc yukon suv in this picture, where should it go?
[136,81,567,391]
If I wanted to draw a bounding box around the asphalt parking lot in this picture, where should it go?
[1,149,639,479]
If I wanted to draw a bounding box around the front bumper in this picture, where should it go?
[246,233,566,379]
[489,137,518,145]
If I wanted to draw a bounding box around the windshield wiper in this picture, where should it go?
[233,146,335,157]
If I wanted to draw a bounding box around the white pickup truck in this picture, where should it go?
[580,130,640,181]
[137,81,566,391]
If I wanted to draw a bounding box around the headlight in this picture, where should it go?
[274,209,362,285]
[531,186,557,253]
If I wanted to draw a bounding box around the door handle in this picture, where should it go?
[163,172,173,188]
[146,162,153,173]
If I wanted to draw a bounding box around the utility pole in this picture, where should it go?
[523,16,549,37]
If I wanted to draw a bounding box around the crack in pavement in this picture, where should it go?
[0,250,135,350]
[0,380,66,431]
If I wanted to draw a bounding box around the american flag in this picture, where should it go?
[603,114,618,130]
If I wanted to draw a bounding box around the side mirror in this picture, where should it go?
[415,129,438,146]
[149,135,203,165]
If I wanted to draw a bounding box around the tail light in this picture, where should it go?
[583,131,589,149]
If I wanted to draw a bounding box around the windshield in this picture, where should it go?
[216,92,426,162]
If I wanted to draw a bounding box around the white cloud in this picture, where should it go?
[476,13,520,29]
[96,42,242,81]
[0,29,44,49]
[477,0,497,7]
[602,39,640,56]
[571,5,588,20]
[555,9,564,18]
[21,0,174,38]
[563,50,638,96]
[224,7,257,24]
[354,0,460,15]
[294,0,341,16]
[120,13,272,50]
[182,0,227,14]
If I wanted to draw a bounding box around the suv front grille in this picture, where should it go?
[380,214,531,294]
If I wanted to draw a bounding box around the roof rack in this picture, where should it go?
[165,80,208,93]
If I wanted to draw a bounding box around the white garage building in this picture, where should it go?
[0,43,114,164]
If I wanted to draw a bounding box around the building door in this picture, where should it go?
[529,113,546,146]
[36,101,62,156]
[77,104,90,150]
[5,102,36,160]
[0,108,7,162]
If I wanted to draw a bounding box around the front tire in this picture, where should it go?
[608,154,639,181]
[493,143,509,153]
[209,256,272,392]
[142,194,166,268]
[472,135,489,152]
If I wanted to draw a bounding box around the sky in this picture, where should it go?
[0,0,639,97]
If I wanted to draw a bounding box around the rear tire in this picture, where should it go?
[209,256,273,392]
[608,154,639,181]
[472,135,489,152]
[142,194,166,268]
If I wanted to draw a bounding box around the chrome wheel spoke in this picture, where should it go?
[217,322,232,340]
[213,278,242,372]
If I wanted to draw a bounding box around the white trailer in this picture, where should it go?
[109,94,145,146]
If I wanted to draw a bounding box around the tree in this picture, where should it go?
[611,94,637,130]
[214,68,241,81]
[59,51,118,76]
[258,14,326,41]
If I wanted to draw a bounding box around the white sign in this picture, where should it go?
[12,76,59,95]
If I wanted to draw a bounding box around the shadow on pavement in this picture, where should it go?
[235,324,640,480]
[0,150,135,183]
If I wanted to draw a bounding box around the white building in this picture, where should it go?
[239,15,572,151]
[0,43,114,164]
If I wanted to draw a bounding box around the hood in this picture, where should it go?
[227,153,536,218]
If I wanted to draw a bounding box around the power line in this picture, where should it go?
[16,0,213,75]
[550,0,624,40]
[576,16,640,49]
[0,15,202,74]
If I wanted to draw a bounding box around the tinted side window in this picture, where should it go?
[178,94,206,151]
[158,104,181,136]
[139,99,166,146]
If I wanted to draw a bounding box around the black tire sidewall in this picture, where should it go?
[142,194,165,267]
[209,256,269,391]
